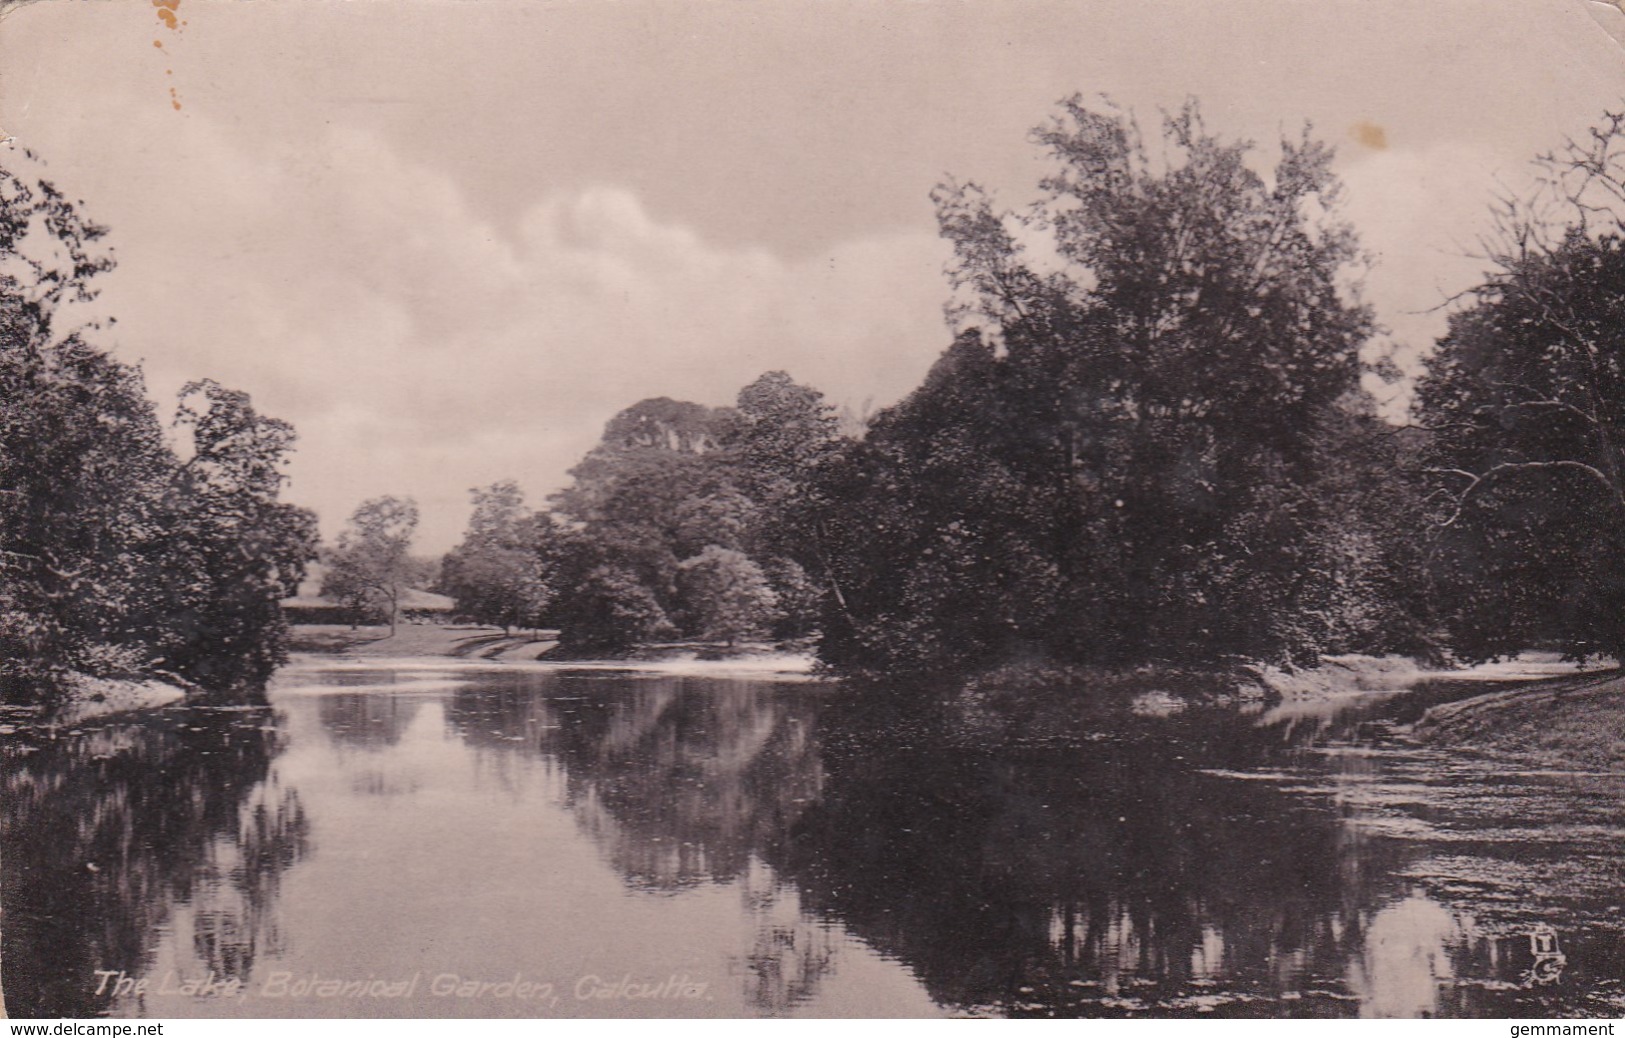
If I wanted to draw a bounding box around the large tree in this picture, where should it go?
[148,380,320,692]
[677,545,781,647]
[550,397,736,609]
[817,98,1380,674]
[1418,111,1625,661]
[543,381,842,650]
[725,371,841,545]
[323,496,420,635]
[441,480,553,633]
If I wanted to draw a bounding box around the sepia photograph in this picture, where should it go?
[3,0,1625,1024]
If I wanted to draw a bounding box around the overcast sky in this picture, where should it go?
[3,0,1623,552]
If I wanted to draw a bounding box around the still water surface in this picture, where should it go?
[4,660,1624,1018]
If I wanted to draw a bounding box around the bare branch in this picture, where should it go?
[1484,398,1600,428]
[1438,459,1623,528]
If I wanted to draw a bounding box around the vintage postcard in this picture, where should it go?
[3,0,1625,1024]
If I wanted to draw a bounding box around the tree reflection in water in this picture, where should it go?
[446,677,821,891]
[317,692,425,750]
[435,676,1382,1015]
[1,708,307,1017]
[771,735,1390,1015]
[444,675,837,1012]
[13,670,1619,1019]
[317,693,430,798]
[437,674,1625,1017]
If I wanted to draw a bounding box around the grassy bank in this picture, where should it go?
[285,624,815,675]
[1413,669,1625,771]
[286,623,558,660]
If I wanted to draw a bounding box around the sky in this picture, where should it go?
[2,0,1623,552]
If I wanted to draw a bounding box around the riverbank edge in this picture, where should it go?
[0,671,188,728]
[1411,669,1625,771]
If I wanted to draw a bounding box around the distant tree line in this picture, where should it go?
[438,100,1625,679]
[0,157,317,703]
[436,375,834,654]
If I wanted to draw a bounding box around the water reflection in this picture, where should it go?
[1348,893,1458,1017]
[1,709,306,1017]
[6,667,1625,1019]
[444,677,821,893]
[771,732,1396,1015]
[424,676,1420,1015]
[265,673,1625,1017]
[435,676,841,1013]
[318,693,425,749]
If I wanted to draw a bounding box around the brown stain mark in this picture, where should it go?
[150,1,182,112]
[1351,120,1388,150]
[152,0,179,32]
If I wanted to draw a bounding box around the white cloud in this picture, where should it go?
[90,117,953,551]
[57,88,1550,551]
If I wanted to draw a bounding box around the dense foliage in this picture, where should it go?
[23,95,1624,695]
[0,157,316,702]
[1417,116,1625,661]
[440,481,553,632]
[438,376,840,654]
[812,100,1407,674]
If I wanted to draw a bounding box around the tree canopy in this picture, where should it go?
[526,375,839,652]
[441,481,553,633]
[814,98,1387,674]
[1418,111,1625,661]
[322,496,420,634]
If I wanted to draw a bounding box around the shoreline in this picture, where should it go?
[1412,670,1625,772]
[0,673,188,730]
[21,637,1623,766]
[282,649,821,682]
[282,623,819,681]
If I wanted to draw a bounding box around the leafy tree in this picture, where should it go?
[670,485,758,559]
[677,546,781,646]
[598,396,727,453]
[1,156,144,694]
[0,153,316,702]
[723,371,843,620]
[148,380,319,693]
[553,564,673,654]
[441,480,552,633]
[323,496,420,634]
[549,397,738,619]
[544,382,845,651]
[1418,111,1625,660]
[815,335,1070,674]
[728,373,840,507]
[817,98,1379,674]
[759,555,823,640]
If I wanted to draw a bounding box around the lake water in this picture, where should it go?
[4,660,1624,1018]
